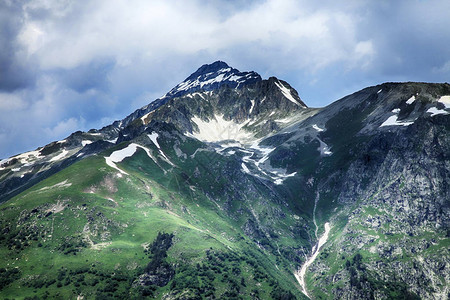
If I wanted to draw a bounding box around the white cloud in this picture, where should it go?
[1,0,449,159]
[44,117,85,138]
[0,92,28,110]
[18,0,372,73]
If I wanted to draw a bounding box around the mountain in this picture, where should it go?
[0,61,449,300]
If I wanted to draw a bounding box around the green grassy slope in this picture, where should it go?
[0,137,309,299]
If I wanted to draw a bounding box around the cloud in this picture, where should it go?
[0,0,449,158]
[0,1,36,91]
[44,117,85,138]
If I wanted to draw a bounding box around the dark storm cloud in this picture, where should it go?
[57,58,115,93]
[0,1,35,91]
[352,0,450,79]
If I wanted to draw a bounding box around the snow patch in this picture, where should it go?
[104,143,158,175]
[380,115,414,127]
[148,132,161,149]
[12,150,42,164]
[172,69,244,93]
[249,99,255,114]
[50,149,69,162]
[438,95,450,108]
[250,143,275,166]
[81,140,92,147]
[317,138,332,156]
[273,172,297,185]
[107,138,118,144]
[12,168,21,172]
[141,111,154,124]
[312,124,324,132]
[241,163,250,174]
[406,95,416,105]
[377,89,382,94]
[391,108,401,113]
[274,80,303,106]
[147,133,175,166]
[188,115,254,144]
[427,107,449,116]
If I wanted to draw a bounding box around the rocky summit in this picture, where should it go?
[0,61,449,299]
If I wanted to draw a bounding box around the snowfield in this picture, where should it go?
[188,115,254,144]
[438,95,450,108]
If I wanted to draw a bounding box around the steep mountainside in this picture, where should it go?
[0,62,449,299]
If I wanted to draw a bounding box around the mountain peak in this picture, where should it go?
[163,61,262,98]
[191,61,231,76]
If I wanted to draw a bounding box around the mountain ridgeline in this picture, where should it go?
[0,61,448,299]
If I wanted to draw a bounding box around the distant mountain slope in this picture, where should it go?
[0,62,449,299]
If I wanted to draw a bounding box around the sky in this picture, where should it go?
[1,0,449,159]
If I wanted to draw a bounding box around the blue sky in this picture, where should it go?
[1,0,449,158]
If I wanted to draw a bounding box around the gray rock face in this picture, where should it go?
[276,82,450,299]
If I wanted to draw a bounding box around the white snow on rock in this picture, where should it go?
[438,95,450,108]
[295,222,331,298]
[188,115,254,144]
[147,133,175,166]
[380,115,414,127]
[141,111,155,124]
[249,99,255,114]
[50,149,69,162]
[274,80,304,106]
[381,106,415,127]
[250,143,275,167]
[377,89,382,94]
[105,143,157,175]
[273,172,297,185]
[12,168,21,172]
[406,95,416,104]
[427,107,449,116]
[148,132,161,149]
[424,96,450,117]
[171,68,244,93]
[11,150,42,164]
[107,138,118,144]
[241,163,250,174]
[317,138,332,156]
[82,140,92,147]
[312,124,324,132]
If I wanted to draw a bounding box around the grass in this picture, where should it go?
[0,138,306,299]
